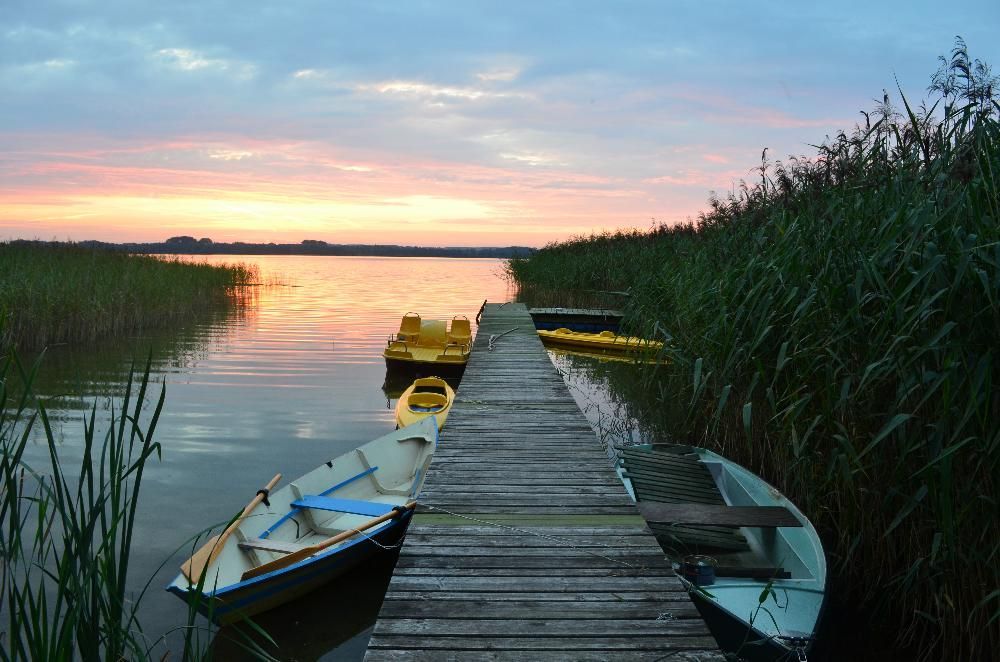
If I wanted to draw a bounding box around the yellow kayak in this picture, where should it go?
[537,328,664,354]
[546,345,665,365]
[395,377,455,430]
[384,313,472,370]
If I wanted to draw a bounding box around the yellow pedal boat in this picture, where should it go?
[537,327,664,354]
[395,377,455,430]
[383,313,472,372]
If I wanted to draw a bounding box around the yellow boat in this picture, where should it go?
[383,313,472,372]
[394,377,455,430]
[537,327,664,354]
[546,345,664,365]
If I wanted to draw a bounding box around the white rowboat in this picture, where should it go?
[167,418,438,624]
[619,446,826,660]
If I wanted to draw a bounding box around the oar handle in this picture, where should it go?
[181,473,282,582]
[241,501,416,581]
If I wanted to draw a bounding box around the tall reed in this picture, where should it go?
[507,40,999,661]
[0,350,281,660]
[0,351,168,658]
[0,242,258,352]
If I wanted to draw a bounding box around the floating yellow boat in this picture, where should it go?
[546,345,664,365]
[395,377,455,430]
[383,313,472,372]
[537,328,664,354]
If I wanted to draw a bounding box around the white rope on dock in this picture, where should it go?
[488,326,519,351]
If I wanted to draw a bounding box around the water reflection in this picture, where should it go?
[17,287,258,416]
[545,349,656,461]
[211,551,401,662]
[14,255,512,660]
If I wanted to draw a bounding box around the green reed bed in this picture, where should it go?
[507,43,999,661]
[1,354,170,660]
[0,353,274,660]
[0,242,258,352]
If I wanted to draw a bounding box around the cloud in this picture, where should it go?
[207,150,255,161]
[355,79,531,108]
[154,47,257,79]
[475,67,522,82]
[2,1,998,246]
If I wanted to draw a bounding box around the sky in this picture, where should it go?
[2,2,998,247]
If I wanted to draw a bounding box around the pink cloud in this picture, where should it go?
[0,131,712,246]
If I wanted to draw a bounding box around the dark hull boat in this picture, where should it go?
[618,445,826,661]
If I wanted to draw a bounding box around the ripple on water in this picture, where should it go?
[18,255,513,660]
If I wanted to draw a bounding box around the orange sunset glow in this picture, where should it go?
[2,5,996,247]
[1,134,730,246]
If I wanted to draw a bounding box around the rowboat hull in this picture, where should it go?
[688,584,825,662]
[168,511,411,624]
[168,418,438,624]
[619,445,826,660]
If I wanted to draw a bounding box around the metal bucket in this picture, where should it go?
[681,555,716,586]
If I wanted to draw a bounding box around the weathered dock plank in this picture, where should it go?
[364,303,723,661]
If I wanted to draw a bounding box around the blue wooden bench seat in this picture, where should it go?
[290,495,396,518]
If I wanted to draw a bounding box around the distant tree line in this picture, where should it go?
[12,237,534,259]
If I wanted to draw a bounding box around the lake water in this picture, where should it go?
[18,255,513,660]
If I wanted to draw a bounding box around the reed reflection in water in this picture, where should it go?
[19,255,511,660]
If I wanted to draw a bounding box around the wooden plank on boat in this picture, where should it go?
[649,524,751,552]
[236,537,306,554]
[638,503,804,528]
[364,303,723,661]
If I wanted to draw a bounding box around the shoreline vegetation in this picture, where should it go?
[0,355,273,660]
[0,241,259,353]
[507,41,998,661]
[10,237,534,259]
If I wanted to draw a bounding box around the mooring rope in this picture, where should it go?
[488,326,519,351]
[357,529,407,551]
[417,503,643,569]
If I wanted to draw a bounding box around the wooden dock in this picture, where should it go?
[364,303,723,661]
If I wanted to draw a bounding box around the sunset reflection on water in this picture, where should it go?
[21,255,512,660]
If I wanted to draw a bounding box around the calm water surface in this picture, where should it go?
[22,256,512,660]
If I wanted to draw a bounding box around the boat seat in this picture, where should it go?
[439,343,469,357]
[238,537,310,555]
[447,317,472,345]
[409,392,448,411]
[638,503,803,528]
[232,527,263,565]
[397,313,422,342]
[290,495,397,518]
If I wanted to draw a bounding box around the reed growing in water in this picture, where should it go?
[0,241,258,352]
[1,353,169,659]
[507,41,999,661]
[0,353,276,660]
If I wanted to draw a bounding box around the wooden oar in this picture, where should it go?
[240,501,415,581]
[181,473,282,582]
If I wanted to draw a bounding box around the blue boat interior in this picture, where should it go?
[259,465,380,539]
[290,495,396,517]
